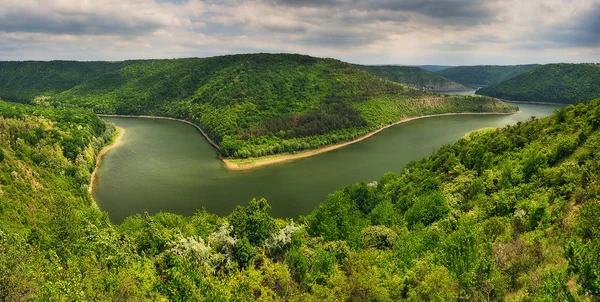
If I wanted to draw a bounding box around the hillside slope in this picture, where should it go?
[0,54,515,160]
[476,63,600,104]
[0,61,134,102]
[437,64,539,86]
[2,100,600,300]
[356,65,469,90]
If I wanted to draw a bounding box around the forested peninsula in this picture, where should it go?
[0,54,516,168]
[476,63,600,104]
[1,98,600,300]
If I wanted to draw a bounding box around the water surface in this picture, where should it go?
[94,102,561,222]
[432,89,478,95]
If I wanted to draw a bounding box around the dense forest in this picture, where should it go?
[476,63,600,104]
[0,54,515,159]
[2,99,600,300]
[437,64,539,87]
[0,61,135,102]
[356,65,469,90]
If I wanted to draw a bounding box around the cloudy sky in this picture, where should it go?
[0,0,599,64]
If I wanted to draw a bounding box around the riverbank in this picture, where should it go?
[97,115,220,149]
[499,99,569,106]
[89,126,125,193]
[223,111,518,171]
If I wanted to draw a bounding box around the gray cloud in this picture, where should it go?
[272,0,496,25]
[544,3,600,47]
[0,0,598,64]
[0,0,185,36]
[368,0,493,19]
[0,13,161,36]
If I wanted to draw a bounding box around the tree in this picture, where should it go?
[234,237,256,269]
[306,190,368,247]
[405,192,449,228]
[522,148,547,180]
[229,198,275,246]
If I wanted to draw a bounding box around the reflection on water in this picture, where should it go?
[94,102,561,222]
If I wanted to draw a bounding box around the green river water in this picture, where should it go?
[93,101,561,222]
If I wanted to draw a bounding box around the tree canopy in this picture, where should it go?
[0,54,516,159]
[1,99,600,300]
[476,63,600,104]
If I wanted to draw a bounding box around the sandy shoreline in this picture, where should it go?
[88,126,125,194]
[222,111,518,171]
[96,110,517,172]
[500,99,569,105]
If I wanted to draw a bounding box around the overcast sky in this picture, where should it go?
[0,0,599,65]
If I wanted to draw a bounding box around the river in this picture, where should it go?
[93,101,561,222]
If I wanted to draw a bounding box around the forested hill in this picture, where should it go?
[0,53,515,159]
[436,64,539,86]
[476,63,600,104]
[356,65,470,90]
[0,61,134,102]
[2,99,600,300]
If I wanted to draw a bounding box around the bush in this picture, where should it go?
[360,225,398,249]
[405,192,449,228]
[234,237,256,269]
[229,198,275,246]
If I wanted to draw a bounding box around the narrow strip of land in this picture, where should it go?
[89,126,125,194]
[462,127,497,139]
[500,99,569,105]
[223,111,518,171]
[95,111,517,171]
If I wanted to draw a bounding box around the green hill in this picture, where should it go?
[436,64,539,86]
[0,60,134,102]
[356,65,470,90]
[476,63,600,104]
[2,99,600,300]
[0,54,515,160]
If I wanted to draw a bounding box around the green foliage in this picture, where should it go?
[565,199,600,297]
[437,64,539,86]
[360,225,398,249]
[285,248,309,283]
[234,237,256,269]
[4,99,600,300]
[537,268,575,302]
[522,148,548,180]
[356,65,469,90]
[477,63,600,104]
[306,190,369,247]
[229,198,275,246]
[0,54,515,159]
[405,192,449,228]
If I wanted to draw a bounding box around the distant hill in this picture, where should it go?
[436,64,539,86]
[476,63,600,104]
[0,54,515,159]
[0,61,134,102]
[418,65,454,72]
[356,65,470,90]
